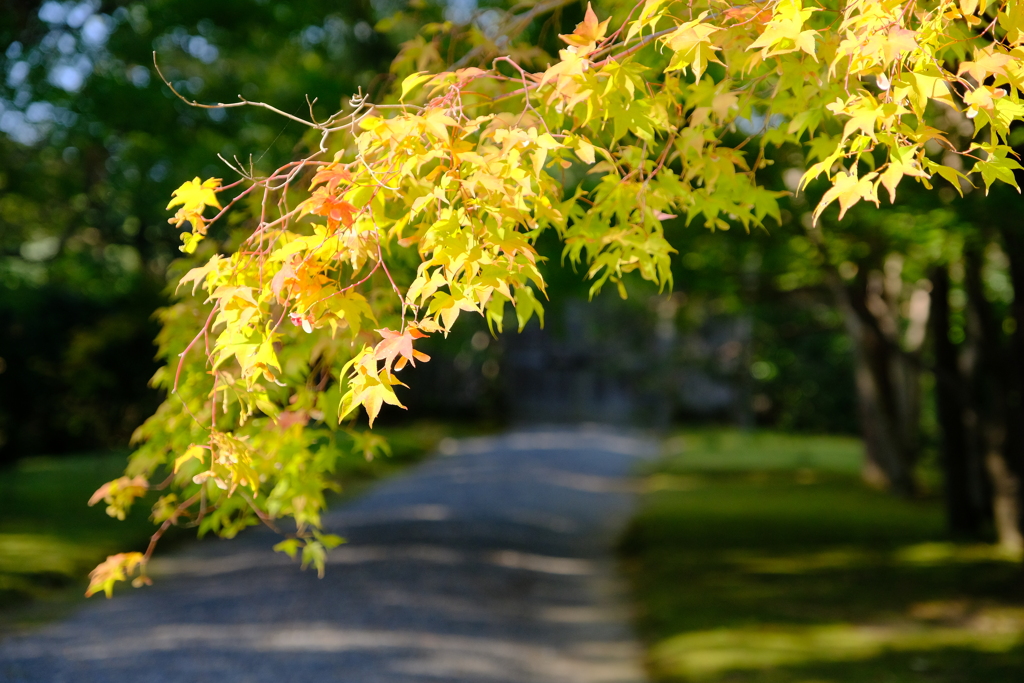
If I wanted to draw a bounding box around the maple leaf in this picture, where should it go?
[373,327,431,372]
[827,97,884,141]
[969,143,1023,194]
[173,444,206,474]
[167,177,222,213]
[88,475,149,521]
[177,254,224,295]
[400,71,435,101]
[879,146,929,204]
[337,347,407,427]
[166,177,222,231]
[300,187,357,229]
[360,371,406,427]
[661,12,722,81]
[748,0,818,61]
[428,291,481,331]
[812,170,879,225]
[963,85,1007,118]
[86,552,146,598]
[559,2,610,50]
[893,68,957,115]
[626,0,670,43]
[150,494,183,524]
[883,27,918,65]
[574,138,597,165]
[309,164,352,193]
[421,108,457,143]
[958,47,1013,84]
[345,371,406,427]
[270,261,299,302]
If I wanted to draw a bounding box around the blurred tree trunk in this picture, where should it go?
[996,223,1024,545]
[930,265,985,537]
[807,227,921,496]
[828,269,920,496]
[963,246,1023,552]
[734,251,762,430]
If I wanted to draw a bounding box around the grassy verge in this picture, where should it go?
[0,421,467,634]
[621,429,1024,683]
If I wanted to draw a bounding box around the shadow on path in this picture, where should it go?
[0,426,654,683]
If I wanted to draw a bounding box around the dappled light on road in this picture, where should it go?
[1,428,654,683]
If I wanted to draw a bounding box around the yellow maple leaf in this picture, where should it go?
[574,138,596,164]
[812,170,879,225]
[88,475,149,521]
[421,108,457,144]
[958,47,1014,84]
[173,444,207,473]
[661,12,722,81]
[894,68,957,115]
[167,177,222,232]
[827,96,884,141]
[879,146,929,204]
[626,0,670,43]
[167,176,222,213]
[964,84,1007,118]
[883,27,918,66]
[748,0,818,61]
[350,371,406,427]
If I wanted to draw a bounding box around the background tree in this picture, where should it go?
[0,0,392,458]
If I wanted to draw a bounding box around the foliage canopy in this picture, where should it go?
[87,0,1024,597]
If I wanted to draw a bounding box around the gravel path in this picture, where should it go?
[0,427,654,683]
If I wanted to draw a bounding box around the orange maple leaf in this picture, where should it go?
[301,188,357,229]
[559,3,610,50]
[310,164,352,193]
[373,327,431,372]
[723,4,770,25]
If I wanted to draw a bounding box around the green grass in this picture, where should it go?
[621,429,1024,683]
[0,421,463,633]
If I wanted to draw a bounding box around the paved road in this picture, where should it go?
[0,427,654,683]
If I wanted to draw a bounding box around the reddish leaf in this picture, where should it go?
[271,262,298,301]
[373,327,431,373]
[310,165,352,193]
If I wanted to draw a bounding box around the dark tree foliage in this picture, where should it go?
[0,0,395,460]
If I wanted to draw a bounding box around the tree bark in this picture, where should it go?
[963,247,1023,551]
[996,222,1024,542]
[929,265,984,537]
[805,230,920,495]
[829,272,919,495]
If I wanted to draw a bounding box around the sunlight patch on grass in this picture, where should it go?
[894,542,1023,565]
[660,430,864,475]
[623,429,1024,682]
[650,615,1024,679]
[719,543,1023,576]
[0,533,101,578]
[723,547,875,575]
[644,474,705,492]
